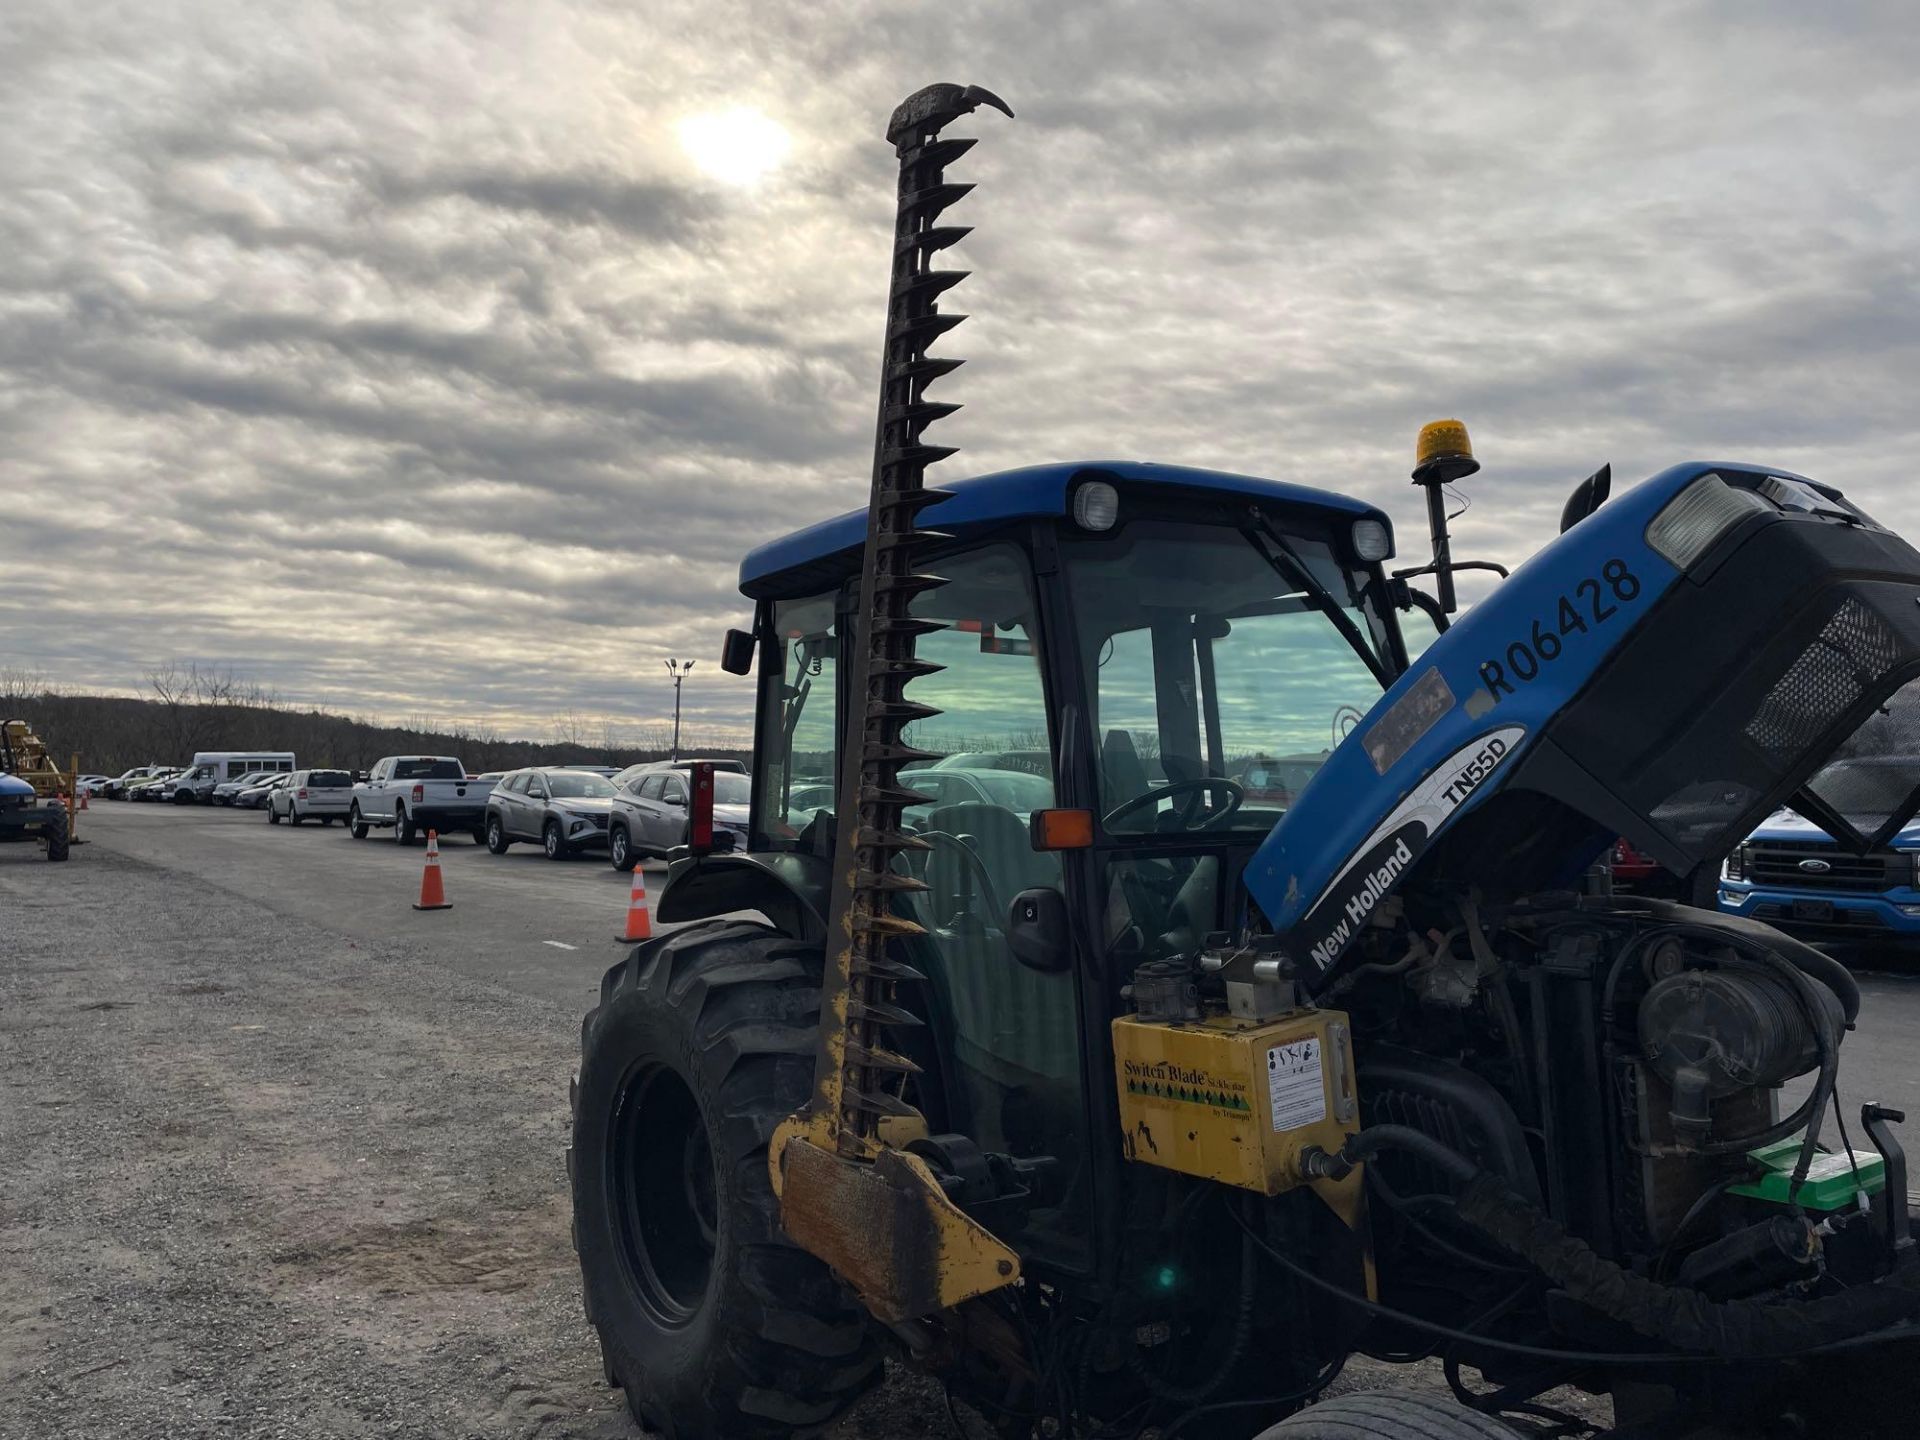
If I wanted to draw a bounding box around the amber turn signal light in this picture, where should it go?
[1030,808,1094,850]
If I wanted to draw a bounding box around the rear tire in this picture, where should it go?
[610,824,636,873]
[349,804,368,840]
[394,806,416,845]
[44,809,69,862]
[290,810,304,826]
[486,815,511,854]
[1256,1391,1521,1438]
[571,923,880,1439]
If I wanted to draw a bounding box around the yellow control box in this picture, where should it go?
[1112,1007,1360,1197]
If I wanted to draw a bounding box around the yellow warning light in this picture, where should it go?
[1413,419,1480,485]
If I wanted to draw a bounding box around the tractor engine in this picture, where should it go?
[1308,887,1903,1365]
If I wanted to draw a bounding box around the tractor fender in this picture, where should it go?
[656,850,829,945]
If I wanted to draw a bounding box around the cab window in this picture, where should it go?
[755,591,839,845]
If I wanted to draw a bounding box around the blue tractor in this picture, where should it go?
[569,86,1920,1439]
[0,771,69,860]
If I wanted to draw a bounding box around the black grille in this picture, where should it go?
[1746,840,1899,892]
[1751,902,1888,929]
[1745,596,1900,759]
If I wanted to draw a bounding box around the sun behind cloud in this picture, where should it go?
[676,107,791,187]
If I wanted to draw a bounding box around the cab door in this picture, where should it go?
[886,540,1089,1267]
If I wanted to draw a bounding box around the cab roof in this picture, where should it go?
[739,460,1384,599]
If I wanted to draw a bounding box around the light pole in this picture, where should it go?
[664,658,694,760]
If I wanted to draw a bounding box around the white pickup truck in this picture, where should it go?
[348,756,495,844]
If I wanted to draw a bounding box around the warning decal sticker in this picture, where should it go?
[1267,1037,1326,1132]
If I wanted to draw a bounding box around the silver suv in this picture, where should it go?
[484,768,617,860]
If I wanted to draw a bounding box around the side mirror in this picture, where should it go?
[720,628,756,676]
[1559,463,1611,534]
[1007,887,1071,973]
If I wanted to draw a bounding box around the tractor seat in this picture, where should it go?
[919,800,1058,931]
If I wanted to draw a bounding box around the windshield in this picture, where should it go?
[547,772,616,798]
[713,772,751,804]
[1065,519,1389,835]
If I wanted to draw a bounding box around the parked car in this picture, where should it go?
[100,765,169,800]
[1231,753,1326,807]
[234,774,292,810]
[903,766,1054,822]
[267,769,354,826]
[608,766,751,871]
[787,781,836,825]
[608,757,748,790]
[349,756,495,844]
[1718,805,1920,950]
[1608,836,1684,899]
[486,767,618,861]
[926,748,1050,777]
[212,769,281,805]
[128,768,184,801]
[73,774,109,797]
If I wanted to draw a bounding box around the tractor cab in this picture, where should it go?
[729,460,1407,1269]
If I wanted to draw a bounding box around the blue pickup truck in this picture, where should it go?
[1718,805,1920,946]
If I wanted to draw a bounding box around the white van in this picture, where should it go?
[167,752,296,804]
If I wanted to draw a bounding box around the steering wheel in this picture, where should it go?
[1103,777,1246,833]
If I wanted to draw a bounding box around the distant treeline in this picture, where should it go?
[0,666,749,778]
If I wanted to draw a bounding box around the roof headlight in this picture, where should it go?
[1071,479,1119,532]
[1351,517,1393,563]
[1645,473,1771,570]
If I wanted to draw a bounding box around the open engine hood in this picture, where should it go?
[1244,461,1920,996]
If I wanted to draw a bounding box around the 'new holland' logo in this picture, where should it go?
[1293,725,1526,975]
[1310,834,1413,970]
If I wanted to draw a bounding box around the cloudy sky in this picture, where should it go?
[2,1,1915,743]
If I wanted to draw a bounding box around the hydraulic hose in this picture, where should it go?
[1309,1123,1479,1186]
[1308,1128,1920,1358]
[1456,1174,1920,1357]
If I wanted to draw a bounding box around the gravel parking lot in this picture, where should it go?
[7,809,1920,1438]
[0,816,956,1440]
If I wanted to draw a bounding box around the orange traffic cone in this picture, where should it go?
[616,866,652,942]
[78,788,89,811]
[413,830,452,911]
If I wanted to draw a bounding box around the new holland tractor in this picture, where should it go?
[0,719,71,861]
[569,85,1920,1439]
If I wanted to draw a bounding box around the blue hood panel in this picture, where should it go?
[1246,461,1807,979]
[0,774,35,799]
